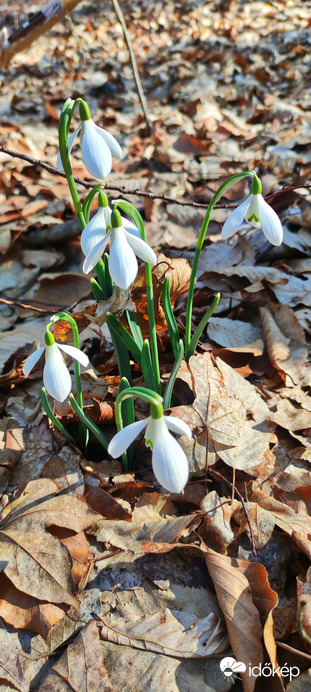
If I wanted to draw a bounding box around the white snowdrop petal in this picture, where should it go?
[80,207,108,256]
[109,227,138,289]
[57,343,89,367]
[165,415,192,439]
[56,126,81,171]
[108,418,150,458]
[258,196,283,246]
[94,124,122,159]
[121,216,141,238]
[81,120,112,180]
[43,344,72,402]
[221,195,252,239]
[23,347,45,376]
[83,234,111,274]
[151,423,189,493]
[245,194,261,227]
[124,231,157,265]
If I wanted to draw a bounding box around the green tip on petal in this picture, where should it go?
[111,208,122,228]
[98,191,109,208]
[251,176,262,195]
[150,402,164,420]
[79,100,91,121]
[45,330,55,346]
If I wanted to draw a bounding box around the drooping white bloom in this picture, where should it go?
[108,413,192,493]
[221,177,283,246]
[83,209,157,290]
[23,334,89,402]
[81,205,140,257]
[57,102,122,180]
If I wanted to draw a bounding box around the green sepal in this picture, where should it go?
[114,199,145,240]
[163,340,184,410]
[125,310,144,350]
[106,313,142,368]
[186,293,220,361]
[141,340,156,391]
[162,276,180,359]
[90,278,107,302]
[41,388,76,445]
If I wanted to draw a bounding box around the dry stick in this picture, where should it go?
[0,143,306,210]
[209,467,257,557]
[111,0,154,136]
[0,0,84,68]
[0,297,50,313]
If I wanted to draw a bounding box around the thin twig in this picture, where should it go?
[209,467,257,557]
[111,0,153,135]
[0,143,307,209]
[276,640,311,662]
[0,297,51,313]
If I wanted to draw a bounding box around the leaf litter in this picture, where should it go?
[0,0,311,689]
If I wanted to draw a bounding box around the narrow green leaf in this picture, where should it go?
[163,340,184,409]
[141,340,156,391]
[118,377,135,470]
[106,318,133,383]
[126,310,144,350]
[90,278,107,302]
[162,276,180,359]
[107,313,142,368]
[41,388,77,445]
[82,184,103,223]
[69,394,109,450]
[103,253,113,298]
[186,293,220,361]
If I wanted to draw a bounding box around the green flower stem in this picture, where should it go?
[69,394,109,450]
[41,388,76,445]
[184,170,256,354]
[114,387,162,431]
[163,339,184,410]
[58,99,86,231]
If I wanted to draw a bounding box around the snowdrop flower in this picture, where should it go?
[221,176,283,246]
[57,100,122,180]
[23,330,89,402]
[83,208,157,290]
[108,405,192,493]
[81,192,140,257]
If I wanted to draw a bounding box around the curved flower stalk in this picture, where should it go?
[57,100,122,180]
[108,387,192,493]
[221,176,283,246]
[23,330,89,402]
[81,192,140,257]
[83,209,157,290]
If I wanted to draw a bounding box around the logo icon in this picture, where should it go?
[220,657,246,680]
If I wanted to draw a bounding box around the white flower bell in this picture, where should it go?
[57,101,122,180]
[23,330,89,402]
[83,208,157,290]
[108,404,192,493]
[80,192,140,257]
[221,176,283,246]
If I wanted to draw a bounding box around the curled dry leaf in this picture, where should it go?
[260,304,308,386]
[172,352,273,474]
[250,487,311,558]
[207,316,264,355]
[0,478,100,607]
[297,566,311,652]
[38,619,112,692]
[0,573,66,639]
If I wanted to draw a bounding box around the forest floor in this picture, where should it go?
[0,1,311,690]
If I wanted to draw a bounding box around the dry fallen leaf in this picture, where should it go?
[260,304,308,386]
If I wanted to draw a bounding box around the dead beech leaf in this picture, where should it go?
[39,619,112,691]
[173,353,273,474]
[89,493,200,552]
[100,602,227,658]
[250,488,311,557]
[297,567,311,651]
[173,133,212,155]
[0,627,28,692]
[0,572,66,639]
[0,478,100,607]
[59,531,92,594]
[260,304,308,386]
[207,317,264,355]
[85,484,132,522]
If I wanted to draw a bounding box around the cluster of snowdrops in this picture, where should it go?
[23,98,283,493]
